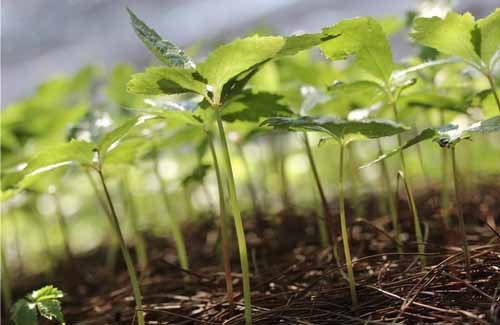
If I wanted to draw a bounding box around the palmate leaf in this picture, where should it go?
[321,17,394,83]
[261,115,408,144]
[197,35,285,100]
[127,67,207,96]
[361,116,500,168]
[127,8,195,68]
[411,12,482,67]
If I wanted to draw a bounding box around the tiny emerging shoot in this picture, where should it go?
[11,285,65,325]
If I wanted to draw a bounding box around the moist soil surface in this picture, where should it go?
[5,182,500,324]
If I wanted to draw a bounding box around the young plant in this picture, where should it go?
[11,116,150,325]
[411,9,500,112]
[362,115,500,278]
[11,285,65,325]
[261,115,409,306]
[319,17,450,262]
[127,8,332,323]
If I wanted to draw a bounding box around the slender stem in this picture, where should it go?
[96,170,144,325]
[215,111,252,325]
[486,73,500,113]
[391,100,425,266]
[396,171,425,265]
[85,171,118,271]
[303,132,331,247]
[123,173,148,271]
[339,143,358,307]
[440,110,451,227]
[1,244,12,312]
[208,133,234,309]
[347,144,363,219]
[152,146,189,271]
[377,140,401,251]
[451,147,471,278]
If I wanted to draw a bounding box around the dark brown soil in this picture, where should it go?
[5,182,500,324]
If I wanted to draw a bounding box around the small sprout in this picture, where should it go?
[11,285,65,325]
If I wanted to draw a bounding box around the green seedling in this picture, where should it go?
[411,9,500,112]
[11,285,65,325]
[362,115,500,278]
[319,17,453,263]
[261,115,409,307]
[10,116,152,325]
[127,8,333,323]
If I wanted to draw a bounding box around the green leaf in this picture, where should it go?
[98,117,140,157]
[127,67,207,96]
[411,12,482,66]
[182,164,211,187]
[277,32,337,57]
[261,115,408,144]
[142,99,205,127]
[399,92,468,113]
[328,80,385,101]
[127,8,194,68]
[476,8,500,68]
[465,115,500,134]
[22,140,95,177]
[30,285,64,301]
[107,64,143,107]
[321,17,394,82]
[197,35,285,101]
[37,300,64,323]
[221,91,292,122]
[11,299,37,325]
[360,127,440,168]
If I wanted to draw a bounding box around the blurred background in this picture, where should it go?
[2,0,499,107]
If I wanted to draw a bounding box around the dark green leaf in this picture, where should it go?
[261,115,408,144]
[127,8,194,68]
[11,299,37,325]
[127,67,207,96]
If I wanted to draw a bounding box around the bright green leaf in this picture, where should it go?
[411,12,482,66]
[476,8,500,68]
[197,35,285,100]
[321,17,394,82]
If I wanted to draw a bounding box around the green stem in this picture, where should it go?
[339,143,358,307]
[451,147,470,278]
[123,173,148,271]
[440,110,451,227]
[152,146,189,271]
[347,144,364,219]
[85,171,118,272]
[1,244,12,312]
[97,170,144,325]
[238,144,260,215]
[377,140,401,252]
[396,171,425,265]
[392,101,425,266]
[303,132,330,248]
[486,73,500,113]
[215,111,252,325]
[208,132,234,309]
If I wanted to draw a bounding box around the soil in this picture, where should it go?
[5,182,500,324]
